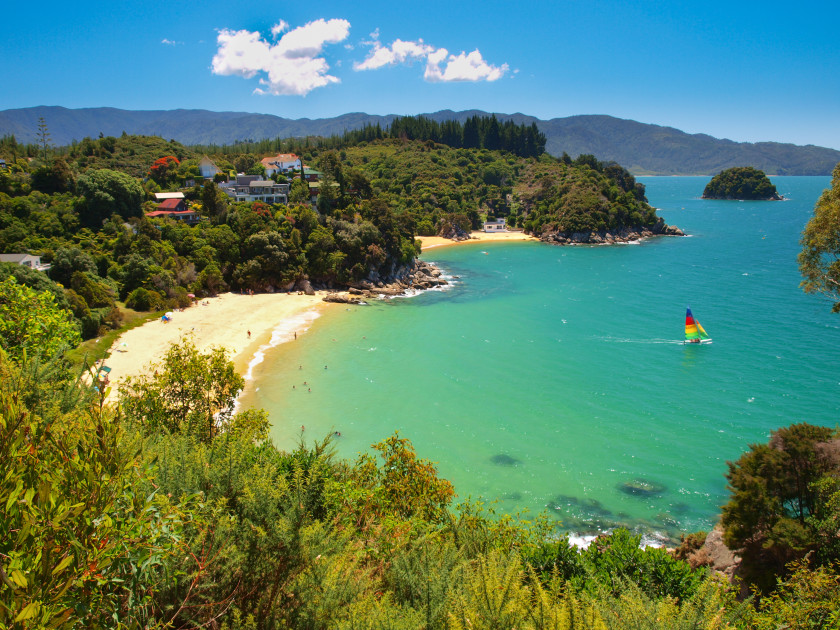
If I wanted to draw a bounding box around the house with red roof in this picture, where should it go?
[146,198,200,225]
[261,153,301,176]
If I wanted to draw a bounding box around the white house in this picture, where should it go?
[198,156,221,179]
[483,219,507,232]
[261,153,301,177]
[0,253,50,271]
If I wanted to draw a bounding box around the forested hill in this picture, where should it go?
[2,105,839,175]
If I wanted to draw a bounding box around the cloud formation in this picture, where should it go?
[212,19,350,96]
[355,36,508,82]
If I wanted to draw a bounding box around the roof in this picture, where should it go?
[248,180,284,188]
[158,198,186,209]
[146,209,197,217]
[0,253,34,263]
[154,192,185,200]
[261,153,299,166]
[303,168,323,175]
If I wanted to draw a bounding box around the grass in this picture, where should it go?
[65,304,163,371]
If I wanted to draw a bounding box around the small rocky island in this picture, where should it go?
[702,166,783,200]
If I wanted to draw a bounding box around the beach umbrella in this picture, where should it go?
[187,293,195,298]
[165,311,174,318]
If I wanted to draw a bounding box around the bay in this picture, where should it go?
[242,176,839,542]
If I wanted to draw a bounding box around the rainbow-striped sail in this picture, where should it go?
[685,307,711,344]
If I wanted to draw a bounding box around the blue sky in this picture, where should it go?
[3,0,839,149]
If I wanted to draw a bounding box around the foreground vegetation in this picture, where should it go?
[2,278,840,628]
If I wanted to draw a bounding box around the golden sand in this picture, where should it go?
[102,292,335,395]
[417,230,538,251]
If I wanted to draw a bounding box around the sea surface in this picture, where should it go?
[241,176,839,543]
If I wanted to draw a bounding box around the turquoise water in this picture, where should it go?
[243,176,840,541]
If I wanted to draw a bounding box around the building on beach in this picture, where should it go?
[483,219,507,232]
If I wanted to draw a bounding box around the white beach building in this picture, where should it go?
[483,219,507,232]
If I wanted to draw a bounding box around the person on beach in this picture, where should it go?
[247,330,251,338]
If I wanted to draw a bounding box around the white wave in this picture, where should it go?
[565,530,667,549]
[243,310,322,382]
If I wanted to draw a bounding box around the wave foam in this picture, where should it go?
[243,310,322,382]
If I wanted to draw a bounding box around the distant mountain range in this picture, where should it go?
[2,106,838,176]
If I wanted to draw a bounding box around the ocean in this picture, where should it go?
[240,176,840,542]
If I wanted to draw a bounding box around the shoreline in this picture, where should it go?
[418,230,538,251]
[104,233,536,399]
[102,291,336,398]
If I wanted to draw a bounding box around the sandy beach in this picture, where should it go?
[418,230,538,250]
[103,231,535,395]
[103,292,335,395]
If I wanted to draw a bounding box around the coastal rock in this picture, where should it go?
[294,278,315,295]
[699,526,746,593]
[322,293,362,304]
[539,221,684,245]
[339,259,448,299]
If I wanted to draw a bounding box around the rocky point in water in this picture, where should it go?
[323,259,448,304]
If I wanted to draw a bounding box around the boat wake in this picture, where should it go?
[595,336,685,345]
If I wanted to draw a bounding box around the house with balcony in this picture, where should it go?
[221,175,289,204]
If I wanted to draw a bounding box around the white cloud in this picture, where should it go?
[354,38,434,70]
[425,49,508,82]
[212,18,350,96]
[271,21,289,38]
[161,38,182,46]
[356,37,508,83]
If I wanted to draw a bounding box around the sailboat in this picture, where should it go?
[685,307,712,344]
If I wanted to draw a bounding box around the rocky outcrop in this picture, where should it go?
[333,260,448,302]
[539,219,684,245]
[322,292,364,304]
[438,224,471,241]
[295,278,316,295]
